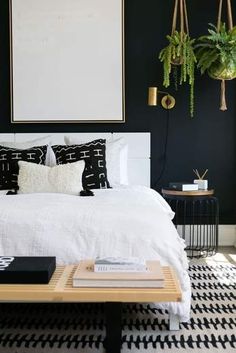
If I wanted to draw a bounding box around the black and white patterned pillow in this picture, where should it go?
[0,145,47,190]
[52,139,110,189]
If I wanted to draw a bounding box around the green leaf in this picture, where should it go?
[158,30,196,117]
[196,21,236,76]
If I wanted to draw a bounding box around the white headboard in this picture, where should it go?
[0,132,151,187]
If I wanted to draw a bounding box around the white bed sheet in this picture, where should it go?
[0,186,191,321]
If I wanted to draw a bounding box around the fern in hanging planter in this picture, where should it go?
[159,31,197,117]
[194,0,235,112]
[196,23,236,80]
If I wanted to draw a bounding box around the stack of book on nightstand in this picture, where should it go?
[72,257,164,288]
[169,182,199,191]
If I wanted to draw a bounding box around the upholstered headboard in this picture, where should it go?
[0,133,151,187]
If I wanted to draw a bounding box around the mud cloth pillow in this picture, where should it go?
[0,145,47,190]
[64,136,129,186]
[52,139,110,189]
[0,135,54,166]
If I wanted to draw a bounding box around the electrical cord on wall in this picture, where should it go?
[153,109,170,190]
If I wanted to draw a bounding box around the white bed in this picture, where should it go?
[0,186,191,322]
[0,133,191,323]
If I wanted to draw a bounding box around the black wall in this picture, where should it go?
[0,0,236,223]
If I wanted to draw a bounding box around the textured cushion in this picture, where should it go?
[64,136,129,186]
[52,139,110,189]
[0,136,54,167]
[0,145,47,190]
[18,160,85,195]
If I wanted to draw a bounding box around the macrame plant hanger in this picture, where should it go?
[171,0,189,44]
[217,0,233,111]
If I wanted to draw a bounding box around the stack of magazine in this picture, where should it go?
[94,257,147,272]
[72,257,164,288]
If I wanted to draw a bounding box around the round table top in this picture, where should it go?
[161,188,214,196]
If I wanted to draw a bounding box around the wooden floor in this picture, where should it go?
[190,246,236,265]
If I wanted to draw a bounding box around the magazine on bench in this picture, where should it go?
[94,256,147,272]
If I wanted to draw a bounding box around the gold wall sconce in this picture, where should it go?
[148,87,176,110]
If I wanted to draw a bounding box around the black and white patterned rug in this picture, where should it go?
[0,264,235,353]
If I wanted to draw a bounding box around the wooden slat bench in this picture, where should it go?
[0,265,182,353]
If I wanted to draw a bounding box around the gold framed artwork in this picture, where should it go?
[9,0,125,123]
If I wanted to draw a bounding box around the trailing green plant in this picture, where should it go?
[159,31,197,117]
[196,23,236,80]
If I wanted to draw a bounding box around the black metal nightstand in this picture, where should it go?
[162,189,219,258]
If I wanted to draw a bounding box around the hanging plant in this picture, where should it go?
[158,0,197,117]
[195,0,235,111]
[196,23,236,79]
[159,31,196,117]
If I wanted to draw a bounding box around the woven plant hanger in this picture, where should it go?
[217,0,234,111]
[171,0,189,38]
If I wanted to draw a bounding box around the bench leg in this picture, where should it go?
[104,302,122,353]
[169,313,180,330]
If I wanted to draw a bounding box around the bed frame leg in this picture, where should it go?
[169,313,180,330]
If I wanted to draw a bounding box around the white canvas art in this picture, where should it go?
[10,0,124,122]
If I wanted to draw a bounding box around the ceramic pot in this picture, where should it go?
[208,58,236,80]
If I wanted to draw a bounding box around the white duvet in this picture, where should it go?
[0,186,191,321]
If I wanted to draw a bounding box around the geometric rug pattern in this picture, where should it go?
[0,264,235,353]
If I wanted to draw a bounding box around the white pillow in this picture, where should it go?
[106,138,129,185]
[64,136,129,186]
[0,136,55,167]
[18,160,85,195]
